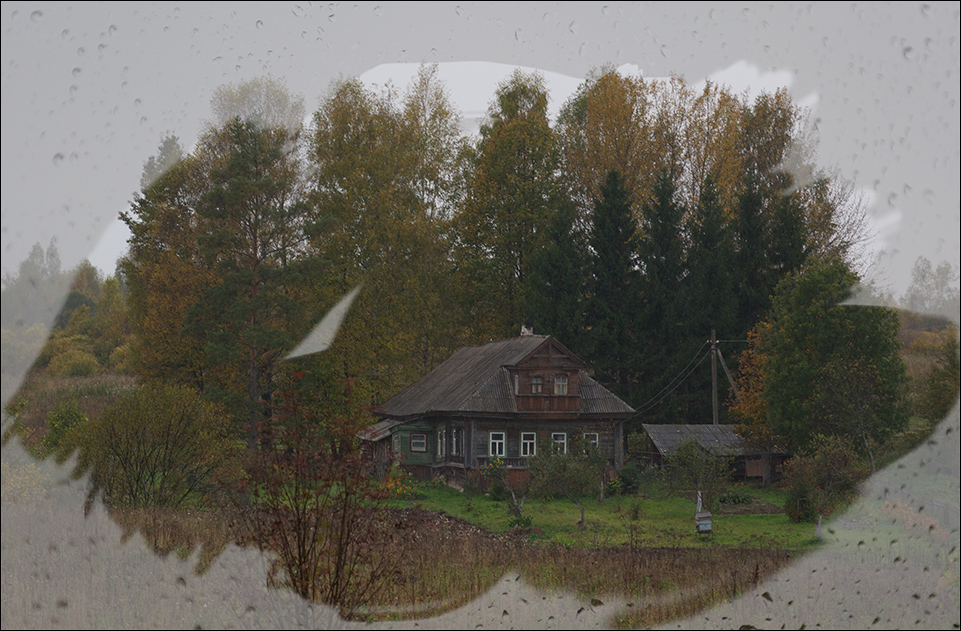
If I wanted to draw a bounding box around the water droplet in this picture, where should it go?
[903,46,914,60]
[134,98,141,106]
[569,21,579,34]
[255,20,264,29]
[61,29,69,39]
[140,116,148,125]
[52,153,64,165]
[373,5,383,16]
[69,85,78,94]
[72,67,82,77]
[30,10,43,21]
[108,24,117,35]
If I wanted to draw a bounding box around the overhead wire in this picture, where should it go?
[632,340,711,417]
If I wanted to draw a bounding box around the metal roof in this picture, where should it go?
[358,418,406,442]
[376,335,634,418]
[641,424,750,457]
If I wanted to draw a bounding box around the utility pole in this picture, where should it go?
[711,329,719,426]
[710,329,741,426]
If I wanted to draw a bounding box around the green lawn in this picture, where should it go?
[391,479,821,550]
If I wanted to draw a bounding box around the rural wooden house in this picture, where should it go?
[362,332,635,486]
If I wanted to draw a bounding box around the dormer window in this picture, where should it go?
[530,375,544,394]
[554,374,568,395]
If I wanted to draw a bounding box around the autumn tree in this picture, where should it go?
[556,70,659,221]
[76,384,243,510]
[188,116,314,453]
[453,69,568,339]
[121,136,217,388]
[307,66,463,405]
[122,79,315,454]
[239,374,399,619]
[782,434,868,537]
[914,324,960,423]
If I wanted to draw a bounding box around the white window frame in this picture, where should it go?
[520,432,537,457]
[583,432,599,450]
[551,432,567,454]
[489,431,506,457]
[410,433,427,453]
[436,428,446,457]
[554,374,568,395]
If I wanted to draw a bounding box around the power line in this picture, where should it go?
[632,340,711,416]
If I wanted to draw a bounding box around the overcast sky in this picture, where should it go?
[2,2,958,298]
[2,3,959,628]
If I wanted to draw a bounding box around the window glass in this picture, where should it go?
[489,431,505,457]
[451,427,461,456]
[551,432,567,454]
[520,432,536,457]
[530,375,544,394]
[554,374,568,395]
[410,433,427,453]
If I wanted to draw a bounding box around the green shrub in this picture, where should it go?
[618,463,642,494]
[508,514,533,529]
[76,384,244,509]
[719,490,753,505]
[108,343,135,375]
[42,401,88,460]
[47,348,100,377]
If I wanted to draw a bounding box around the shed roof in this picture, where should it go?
[642,424,753,457]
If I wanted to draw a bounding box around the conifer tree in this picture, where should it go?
[585,169,639,396]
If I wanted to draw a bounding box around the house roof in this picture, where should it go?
[375,335,634,419]
[642,423,753,457]
[358,417,407,442]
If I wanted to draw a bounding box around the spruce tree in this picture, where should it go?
[585,169,639,398]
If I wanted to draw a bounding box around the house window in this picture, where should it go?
[489,431,505,457]
[451,427,462,456]
[530,375,544,394]
[521,432,536,457]
[551,432,567,454]
[436,429,446,457]
[583,432,599,450]
[410,433,427,452]
[554,374,568,395]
